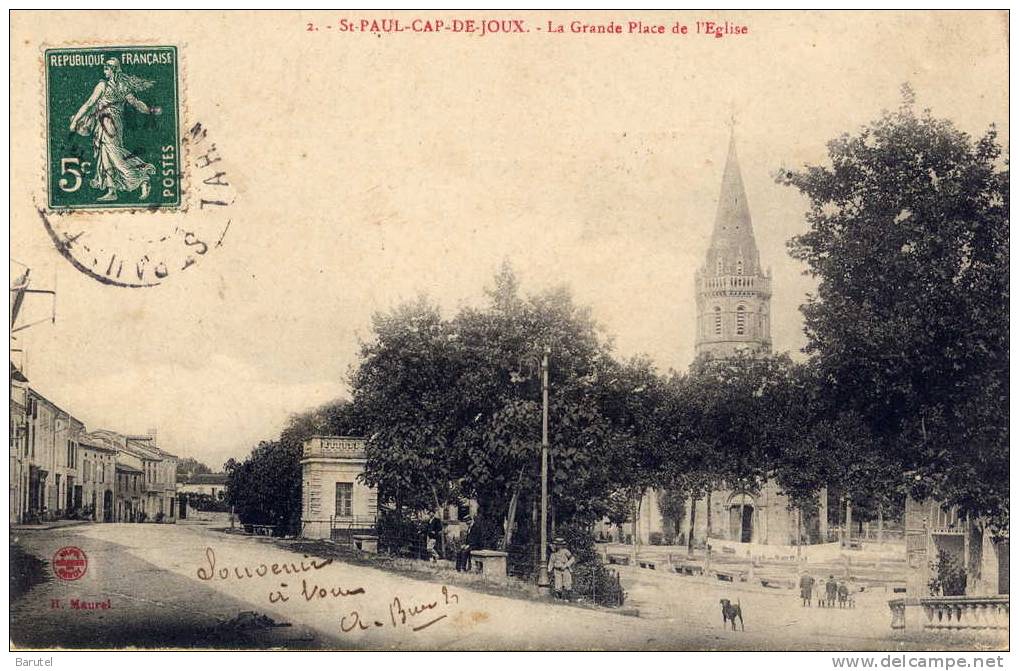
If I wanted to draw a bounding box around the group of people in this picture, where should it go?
[436,516,578,600]
[799,573,855,608]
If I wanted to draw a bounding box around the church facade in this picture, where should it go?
[636,132,826,548]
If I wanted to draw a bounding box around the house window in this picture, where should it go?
[713,306,723,335]
[335,482,353,518]
[736,305,747,335]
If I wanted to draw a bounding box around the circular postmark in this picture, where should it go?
[52,546,88,581]
[39,121,235,288]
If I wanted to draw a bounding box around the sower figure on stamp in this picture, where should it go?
[548,537,575,600]
[69,58,161,202]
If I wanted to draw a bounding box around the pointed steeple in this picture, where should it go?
[704,127,760,277]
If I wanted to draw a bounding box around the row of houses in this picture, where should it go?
[9,368,179,524]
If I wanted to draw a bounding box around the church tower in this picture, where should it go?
[694,131,772,357]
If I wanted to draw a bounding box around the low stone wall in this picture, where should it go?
[708,539,844,562]
[184,507,232,524]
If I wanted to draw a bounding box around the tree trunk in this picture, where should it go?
[796,507,802,560]
[845,499,853,548]
[687,496,698,556]
[706,490,713,540]
[501,465,527,550]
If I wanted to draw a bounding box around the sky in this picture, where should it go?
[9,11,1009,470]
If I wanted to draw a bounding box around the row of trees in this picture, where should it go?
[225,90,1007,546]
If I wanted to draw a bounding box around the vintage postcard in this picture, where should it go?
[8,10,1009,657]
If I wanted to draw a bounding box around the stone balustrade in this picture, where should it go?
[889,596,1009,631]
[303,436,366,459]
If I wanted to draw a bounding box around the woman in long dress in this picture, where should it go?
[68,58,162,202]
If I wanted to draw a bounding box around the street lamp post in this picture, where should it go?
[537,346,551,593]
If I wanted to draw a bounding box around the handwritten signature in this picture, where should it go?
[341,585,459,634]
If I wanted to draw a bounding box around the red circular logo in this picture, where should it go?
[53,546,88,581]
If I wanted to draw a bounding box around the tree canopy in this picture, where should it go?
[780,87,1008,530]
[354,263,674,542]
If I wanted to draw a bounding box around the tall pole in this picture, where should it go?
[538,347,551,592]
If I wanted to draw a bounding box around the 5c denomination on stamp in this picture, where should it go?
[46,45,181,210]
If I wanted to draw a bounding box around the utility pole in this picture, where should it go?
[537,346,551,593]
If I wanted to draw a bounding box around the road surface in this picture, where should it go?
[10,522,1006,651]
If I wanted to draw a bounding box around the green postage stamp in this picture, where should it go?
[45,46,181,210]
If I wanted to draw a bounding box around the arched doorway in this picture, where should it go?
[727,493,755,543]
[103,490,113,522]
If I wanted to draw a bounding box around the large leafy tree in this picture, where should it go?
[354,263,654,549]
[780,87,1008,530]
[176,457,213,479]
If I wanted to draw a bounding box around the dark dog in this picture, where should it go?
[720,598,744,631]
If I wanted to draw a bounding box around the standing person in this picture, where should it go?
[427,514,443,560]
[837,580,849,608]
[825,575,838,608]
[456,516,474,572]
[799,571,815,607]
[548,537,576,600]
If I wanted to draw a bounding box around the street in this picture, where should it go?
[10,522,1007,651]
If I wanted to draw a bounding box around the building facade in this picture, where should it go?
[905,498,1008,597]
[89,429,177,522]
[10,366,30,524]
[79,437,117,522]
[8,375,177,525]
[177,473,227,499]
[15,389,86,522]
[637,132,824,548]
[300,436,378,539]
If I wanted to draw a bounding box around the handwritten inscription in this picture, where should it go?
[196,547,333,581]
[196,547,365,604]
[341,585,459,634]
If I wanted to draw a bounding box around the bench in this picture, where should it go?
[671,562,705,576]
[637,560,657,570]
[715,570,748,583]
[760,577,795,589]
[470,549,508,576]
[250,524,275,537]
[607,553,631,566]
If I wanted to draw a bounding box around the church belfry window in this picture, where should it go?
[716,257,724,275]
[713,306,722,335]
[736,304,746,335]
[737,260,744,276]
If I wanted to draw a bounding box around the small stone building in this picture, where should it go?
[300,436,378,539]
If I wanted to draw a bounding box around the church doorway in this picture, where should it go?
[727,494,755,543]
